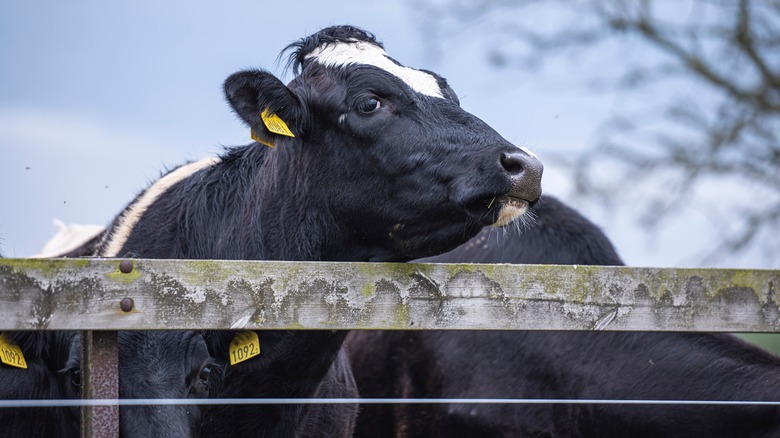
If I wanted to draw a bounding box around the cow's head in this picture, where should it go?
[118,331,214,437]
[224,25,543,261]
[0,332,81,437]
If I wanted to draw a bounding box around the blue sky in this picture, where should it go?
[0,1,769,268]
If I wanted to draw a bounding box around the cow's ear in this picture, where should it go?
[224,69,306,147]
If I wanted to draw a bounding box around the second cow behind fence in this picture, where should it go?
[347,195,780,438]
[0,331,81,438]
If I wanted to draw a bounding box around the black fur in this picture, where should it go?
[0,331,80,438]
[347,196,780,437]
[117,331,213,437]
[416,195,623,266]
[87,25,542,437]
[199,331,357,437]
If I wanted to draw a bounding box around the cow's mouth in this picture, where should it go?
[463,195,531,227]
[491,196,530,227]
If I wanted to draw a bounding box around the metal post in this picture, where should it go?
[81,331,119,438]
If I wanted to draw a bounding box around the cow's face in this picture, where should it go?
[118,331,213,437]
[224,26,542,261]
[0,332,81,437]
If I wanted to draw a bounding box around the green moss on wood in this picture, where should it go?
[105,267,142,285]
[0,258,90,278]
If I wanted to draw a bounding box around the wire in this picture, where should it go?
[2,398,780,408]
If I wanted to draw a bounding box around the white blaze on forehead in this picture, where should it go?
[101,156,221,257]
[305,40,445,98]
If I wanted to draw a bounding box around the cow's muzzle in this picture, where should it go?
[501,150,543,205]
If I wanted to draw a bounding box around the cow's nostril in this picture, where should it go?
[501,149,544,204]
[500,152,525,174]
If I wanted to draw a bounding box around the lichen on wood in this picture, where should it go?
[0,258,778,332]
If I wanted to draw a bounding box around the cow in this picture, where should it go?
[32,220,104,258]
[117,331,214,437]
[0,330,81,438]
[70,24,542,436]
[347,195,780,437]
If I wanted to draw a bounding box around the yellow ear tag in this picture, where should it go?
[229,331,261,365]
[0,333,28,369]
[251,128,275,148]
[261,108,295,137]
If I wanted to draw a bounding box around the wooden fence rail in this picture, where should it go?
[1,258,779,437]
[1,258,779,332]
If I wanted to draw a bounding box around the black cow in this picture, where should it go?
[347,195,780,437]
[117,331,213,437]
[83,25,542,437]
[0,331,81,438]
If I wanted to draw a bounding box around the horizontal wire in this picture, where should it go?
[2,398,780,408]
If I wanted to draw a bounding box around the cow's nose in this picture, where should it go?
[500,150,543,203]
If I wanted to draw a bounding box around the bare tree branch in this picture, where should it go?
[416,0,780,265]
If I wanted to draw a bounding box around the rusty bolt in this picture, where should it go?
[119,259,133,274]
[120,298,134,312]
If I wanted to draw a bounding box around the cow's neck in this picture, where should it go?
[252,148,397,263]
[249,151,331,262]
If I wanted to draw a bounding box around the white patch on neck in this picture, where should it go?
[305,40,444,98]
[101,156,221,257]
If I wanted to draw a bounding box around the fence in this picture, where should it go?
[1,257,779,437]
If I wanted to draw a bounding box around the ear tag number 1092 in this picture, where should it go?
[229,331,261,365]
[0,332,28,369]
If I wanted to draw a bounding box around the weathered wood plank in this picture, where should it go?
[0,258,778,331]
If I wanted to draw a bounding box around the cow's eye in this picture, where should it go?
[199,365,212,382]
[357,97,381,114]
